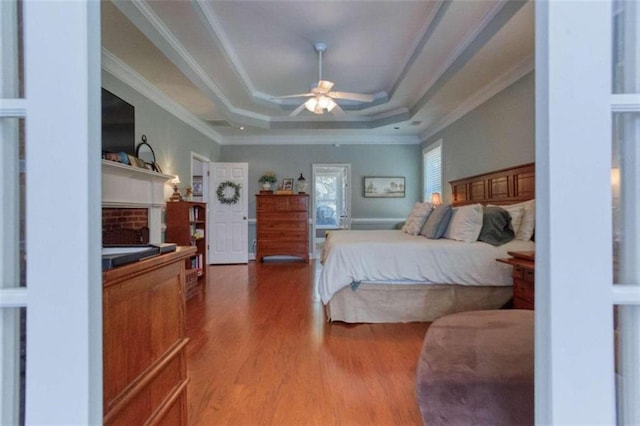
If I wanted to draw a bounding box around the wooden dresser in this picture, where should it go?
[256,194,309,262]
[497,251,535,310]
[103,246,195,425]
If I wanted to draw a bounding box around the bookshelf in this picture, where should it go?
[165,201,207,299]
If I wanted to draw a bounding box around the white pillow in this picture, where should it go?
[401,202,433,235]
[488,203,525,236]
[512,199,535,240]
[443,203,483,242]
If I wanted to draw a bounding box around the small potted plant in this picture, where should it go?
[258,171,277,191]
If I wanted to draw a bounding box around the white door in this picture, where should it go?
[0,1,102,423]
[536,0,639,423]
[208,163,249,264]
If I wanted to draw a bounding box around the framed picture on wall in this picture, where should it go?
[192,175,203,196]
[363,176,406,198]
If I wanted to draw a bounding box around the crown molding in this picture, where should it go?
[101,48,223,143]
[221,133,420,146]
[114,0,271,125]
[192,1,257,97]
[420,54,534,141]
[410,0,527,119]
[397,0,507,101]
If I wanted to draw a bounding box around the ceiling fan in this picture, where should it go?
[275,42,374,117]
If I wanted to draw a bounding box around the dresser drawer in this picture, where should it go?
[258,212,308,223]
[258,221,309,233]
[257,196,308,212]
[259,230,307,241]
[513,265,525,281]
[258,221,307,233]
[257,241,307,254]
[523,269,534,284]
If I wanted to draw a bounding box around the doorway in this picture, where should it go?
[191,152,210,203]
[312,164,351,258]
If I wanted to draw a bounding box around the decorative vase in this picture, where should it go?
[296,173,307,194]
[261,182,272,191]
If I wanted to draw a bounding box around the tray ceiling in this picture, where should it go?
[101,0,534,145]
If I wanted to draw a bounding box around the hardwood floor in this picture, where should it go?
[186,260,430,425]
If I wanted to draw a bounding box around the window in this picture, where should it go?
[423,140,442,202]
[610,0,639,423]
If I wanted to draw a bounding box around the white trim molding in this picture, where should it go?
[101,49,223,143]
[420,55,534,141]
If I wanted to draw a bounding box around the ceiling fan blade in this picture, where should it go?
[273,93,314,99]
[288,102,307,117]
[330,103,346,117]
[329,91,374,103]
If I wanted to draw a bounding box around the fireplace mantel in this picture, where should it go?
[102,160,174,242]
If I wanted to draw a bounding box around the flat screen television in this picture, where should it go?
[102,88,135,155]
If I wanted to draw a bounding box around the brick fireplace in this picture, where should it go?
[102,160,173,243]
[102,208,149,231]
[102,208,150,244]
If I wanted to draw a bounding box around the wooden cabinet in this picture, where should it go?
[256,194,309,262]
[497,251,535,310]
[166,201,207,299]
[103,246,196,426]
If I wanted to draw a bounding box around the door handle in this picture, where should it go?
[243,216,247,220]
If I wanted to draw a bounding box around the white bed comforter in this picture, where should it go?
[318,230,535,304]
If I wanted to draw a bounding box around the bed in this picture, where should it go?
[320,163,535,323]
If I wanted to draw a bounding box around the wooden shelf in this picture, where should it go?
[166,201,207,299]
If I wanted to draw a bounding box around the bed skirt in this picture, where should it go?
[324,283,513,323]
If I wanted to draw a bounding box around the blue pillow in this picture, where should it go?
[419,204,453,239]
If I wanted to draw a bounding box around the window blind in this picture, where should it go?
[424,144,441,201]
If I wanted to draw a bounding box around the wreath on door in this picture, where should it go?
[216,181,242,205]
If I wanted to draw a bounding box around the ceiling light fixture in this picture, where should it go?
[274,42,373,117]
[304,95,338,115]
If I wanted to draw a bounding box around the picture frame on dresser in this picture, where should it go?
[282,178,294,191]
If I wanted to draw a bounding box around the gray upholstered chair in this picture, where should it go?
[416,310,534,425]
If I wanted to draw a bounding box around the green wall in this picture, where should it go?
[220,144,422,221]
[421,72,535,202]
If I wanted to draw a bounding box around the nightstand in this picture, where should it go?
[497,251,535,310]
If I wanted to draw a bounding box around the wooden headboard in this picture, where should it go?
[449,163,534,207]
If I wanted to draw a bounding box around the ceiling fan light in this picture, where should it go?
[317,95,331,109]
[304,97,318,112]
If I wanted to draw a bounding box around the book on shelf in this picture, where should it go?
[192,228,204,240]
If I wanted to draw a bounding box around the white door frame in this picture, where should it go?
[0,1,102,423]
[191,152,210,203]
[311,164,351,259]
[535,1,617,423]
